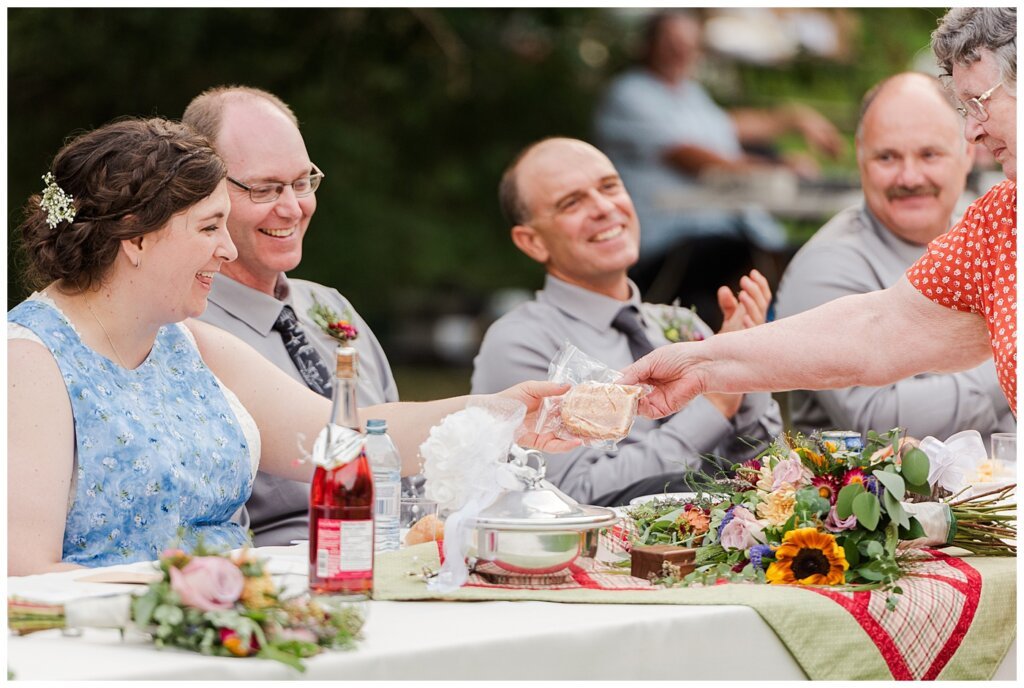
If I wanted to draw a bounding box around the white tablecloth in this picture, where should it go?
[6,546,1016,680]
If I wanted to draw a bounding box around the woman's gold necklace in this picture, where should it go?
[85,300,129,368]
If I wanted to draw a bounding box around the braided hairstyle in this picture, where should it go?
[20,117,227,292]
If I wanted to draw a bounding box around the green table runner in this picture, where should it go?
[374,545,1015,680]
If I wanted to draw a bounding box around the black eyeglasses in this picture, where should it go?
[956,81,1003,123]
[227,164,325,203]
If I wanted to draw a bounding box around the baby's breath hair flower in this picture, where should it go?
[39,173,76,229]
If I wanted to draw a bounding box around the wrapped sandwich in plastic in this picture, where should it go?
[535,342,647,449]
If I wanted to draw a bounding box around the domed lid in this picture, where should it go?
[471,449,618,531]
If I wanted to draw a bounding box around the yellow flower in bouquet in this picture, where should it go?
[794,446,826,469]
[240,573,277,610]
[756,486,796,526]
[766,528,848,586]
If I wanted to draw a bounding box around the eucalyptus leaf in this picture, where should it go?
[836,483,865,519]
[873,470,905,500]
[862,539,884,558]
[852,492,881,530]
[856,566,886,581]
[795,486,830,517]
[901,447,930,486]
[844,544,860,568]
[882,490,910,530]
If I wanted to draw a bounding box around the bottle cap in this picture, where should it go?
[366,418,387,434]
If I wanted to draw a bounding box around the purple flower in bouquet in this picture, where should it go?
[169,556,245,611]
[717,506,736,539]
[863,475,884,499]
[749,543,775,570]
[719,506,766,551]
[824,505,858,532]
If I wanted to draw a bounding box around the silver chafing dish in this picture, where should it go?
[467,449,618,574]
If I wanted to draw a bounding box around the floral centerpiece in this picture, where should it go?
[308,295,358,344]
[9,545,364,671]
[625,429,1015,608]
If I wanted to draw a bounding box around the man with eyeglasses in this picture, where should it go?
[471,137,782,506]
[620,8,1017,436]
[184,86,399,546]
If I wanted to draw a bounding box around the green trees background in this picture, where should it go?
[8,7,945,380]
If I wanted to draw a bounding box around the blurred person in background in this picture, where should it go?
[472,137,782,506]
[184,87,400,547]
[776,72,1014,440]
[621,8,1017,429]
[594,9,844,329]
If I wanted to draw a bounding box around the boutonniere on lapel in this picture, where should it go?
[308,295,359,344]
[642,299,704,343]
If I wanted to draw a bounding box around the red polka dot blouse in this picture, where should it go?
[906,180,1017,416]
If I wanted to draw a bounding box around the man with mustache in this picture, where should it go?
[471,137,781,506]
[769,72,1015,439]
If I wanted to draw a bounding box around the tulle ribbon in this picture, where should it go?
[421,397,527,592]
[918,429,988,494]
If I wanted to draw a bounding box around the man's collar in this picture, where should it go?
[860,203,941,261]
[208,273,291,336]
[537,274,644,330]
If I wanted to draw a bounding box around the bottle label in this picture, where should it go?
[315,518,374,579]
[374,472,401,517]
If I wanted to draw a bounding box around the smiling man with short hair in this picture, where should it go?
[184,86,399,546]
[775,72,1014,439]
[474,137,782,506]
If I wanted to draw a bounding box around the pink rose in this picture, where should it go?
[772,456,812,491]
[169,556,245,611]
[719,506,766,551]
[824,505,858,532]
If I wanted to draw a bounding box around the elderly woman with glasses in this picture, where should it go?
[619,7,1018,426]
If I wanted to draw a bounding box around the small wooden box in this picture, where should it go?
[630,544,697,581]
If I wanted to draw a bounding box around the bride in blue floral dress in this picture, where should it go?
[7,118,575,576]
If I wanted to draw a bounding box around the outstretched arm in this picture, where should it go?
[621,278,993,418]
[190,321,577,480]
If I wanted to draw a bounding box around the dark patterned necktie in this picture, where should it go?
[272,305,333,398]
[611,305,657,362]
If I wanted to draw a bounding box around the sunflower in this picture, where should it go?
[765,528,848,586]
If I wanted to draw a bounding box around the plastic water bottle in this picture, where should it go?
[365,418,401,552]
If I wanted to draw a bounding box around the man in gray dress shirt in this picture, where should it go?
[472,137,782,505]
[184,86,400,546]
[776,72,1014,439]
